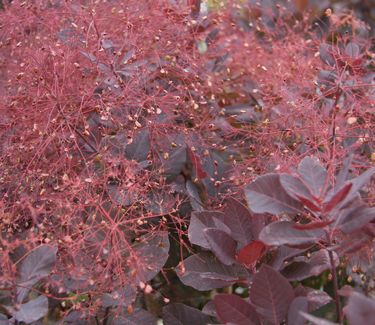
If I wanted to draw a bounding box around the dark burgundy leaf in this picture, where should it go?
[333,167,375,208]
[319,43,336,67]
[345,42,360,58]
[280,174,313,201]
[306,290,332,311]
[281,250,338,281]
[121,48,135,65]
[187,146,207,179]
[111,308,157,325]
[245,174,303,215]
[214,294,260,325]
[300,312,339,325]
[176,252,250,291]
[250,264,294,325]
[204,228,237,265]
[101,285,137,308]
[107,184,137,206]
[295,195,321,212]
[293,220,333,230]
[186,180,204,212]
[297,156,328,199]
[163,303,211,325]
[62,311,95,324]
[288,296,308,325]
[322,183,352,213]
[236,240,266,267]
[259,221,324,246]
[336,205,375,234]
[188,211,230,249]
[6,296,48,324]
[344,292,375,325]
[202,301,217,317]
[125,128,150,162]
[317,70,337,89]
[223,198,254,247]
[132,232,169,282]
[269,246,307,270]
[164,146,187,180]
[17,245,57,303]
[336,154,353,188]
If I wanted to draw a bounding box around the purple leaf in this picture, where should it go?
[187,146,207,179]
[288,297,308,325]
[188,211,230,249]
[163,303,211,325]
[344,292,375,325]
[337,167,375,208]
[6,296,48,324]
[176,252,250,291]
[300,312,339,325]
[101,286,137,308]
[121,48,135,65]
[297,157,328,199]
[336,205,375,234]
[131,232,169,282]
[245,174,303,214]
[204,228,237,265]
[237,240,266,267]
[62,311,94,324]
[111,308,157,325]
[125,128,150,162]
[223,198,255,247]
[186,180,204,212]
[107,184,137,206]
[335,154,353,188]
[280,174,313,201]
[306,290,332,311]
[345,42,360,58]
[214,294,260,325]
[250,264,294,325]
[17,245,57,303]
[202,301,217,317]
[322,183,352,213]
[259,221,324,246]
[164,146,187,180]
[319,43,336,67]
[269,246,307,270]
[281,250,338,281]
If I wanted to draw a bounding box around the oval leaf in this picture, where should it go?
[259,221,324,246]
[163,303,211,325]
[344,292,375,325]
[17,245,57,303]
[176,252,250,291]
[204,228,237,265]
[7,296,48,324]
[131,232,169,282]
[297,157,328,199]
[188,211,229,249]
[214,294,260,325]
[250,264,294,325]
[236,240,266,267]
[245,174,303,215]
[223,198,254,247]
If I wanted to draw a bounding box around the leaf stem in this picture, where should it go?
[327,236,343,323]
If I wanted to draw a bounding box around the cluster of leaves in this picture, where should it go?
[177,157,375,324]
[0,0,374,324]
